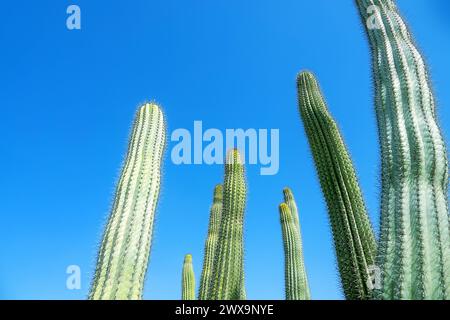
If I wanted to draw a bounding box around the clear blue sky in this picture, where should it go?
[0,0,449,300]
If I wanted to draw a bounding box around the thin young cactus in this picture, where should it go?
[198,184,223,300]
[355,0,450,299]
[89,103,166,300]
[283,188,302,241]
[279,200,311,300]
[209,149,247,300]
[182,254,196,300]
[297,72,377,300]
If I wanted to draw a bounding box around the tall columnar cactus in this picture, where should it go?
[198,184,223,300]
[279,200,310,300]
[89,103,166,300]
[209,149,247,300]
[297,72,377,300]
[355,0,450,299]
[182,254,196,300]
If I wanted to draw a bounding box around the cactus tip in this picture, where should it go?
[213,184,223,200]
[279,203,291,220]
[297,70,316,84]
[184,254,193,263]
[283,187,294,200]
[226,148,243,165]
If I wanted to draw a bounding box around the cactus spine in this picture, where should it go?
[297,72,377,300]
[279,195,310,300]
[198,184,223,300]
[209,149,247,300]
[182,254,196,300]
[89,103,166,300]
[355,0,450,299]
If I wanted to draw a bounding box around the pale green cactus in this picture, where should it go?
[198,184,223,300]
[297,72,377,300]
[182,254,196,300]
[355,0,450,299]
[283,188,303,244]
[209,149,247,300]
[279,199,310,300]
[89,103,166,300]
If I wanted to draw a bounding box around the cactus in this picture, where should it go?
[297,72,377,300]
[182,254,196,300]
[209,149,247,300]
[198,184,223,300]
[283,188,302,241]
[279,199,311,300]
[355,0,450,299]
[89,103,166,300]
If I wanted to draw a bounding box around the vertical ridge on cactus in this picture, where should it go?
[297,72,377,300]
[355,0,450,299]
[198,184,223,300]
[209,149,247,300]
[182,254,196,300]
[89,103,166,300]
[279,199,311,300]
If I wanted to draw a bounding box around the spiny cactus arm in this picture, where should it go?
[209,149,247,300]
[297,72,377,300]
[89,103,166,300]
[182,254,196,300]
[283,188,302,242]
[279,203,311,300]
[198,184,223,300]
[355,0,450,299]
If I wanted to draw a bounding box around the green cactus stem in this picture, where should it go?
[283,188,302,240]
[279,201,311,300]
[89,103,166,300]
[182,254,196,300]
[209,149,247,300]
[355,0,450,299]
[198,184,223,300]
[297,72,377,300]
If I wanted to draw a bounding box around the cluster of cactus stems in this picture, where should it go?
[89,0,450,301]
[209,149,247,300]
[279,188,310,300]
[297,71,377,300]
[355,0,450,299]
[198,184,223,300]
[182,254,196,300]
[89,103,166,300]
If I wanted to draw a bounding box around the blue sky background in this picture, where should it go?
[0,0,449,300]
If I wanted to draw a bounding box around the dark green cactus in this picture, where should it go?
[182,254,196,300]
[209,149,247,300]
[198,184,223,300]
[355,0,450,299]
[89,103,166,300]
[279,198,310,300]
[297,72,377,300]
